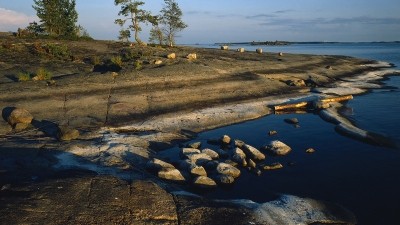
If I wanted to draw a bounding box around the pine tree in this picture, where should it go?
[160,0,187,47]
[114,0,153,44]
[32,0,78,37]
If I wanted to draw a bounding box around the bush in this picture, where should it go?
[46,43,71,60]
[134,60,142,70]
[35,68,52,80]
[90,56,101,65]
[17,72,31,81]
[110,56,123,68]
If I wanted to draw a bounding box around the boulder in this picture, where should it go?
[247,158,256,169]
[193,176,217,188]
[221,45,229,50]
[220,135,231,145]
[237,48,245,53]
[167,53,176,59]
[180,148,201,159]
[242,144,265,161]
[305,148,316,154]
[279,52,283,56]
[214,174,235,185]
[158,168,185,182]
[4,107,33,127]
[264,140,292,156]
[256,48,263,54]
[268,130,278,136]
[14,122,30,131]
[234,139,245,148]
[216,162,241,178]
[287,79,306,87]
[154,60,163,65]
[188,164,207,177]
[146,158,175,171]
[262,162,283,170]
[186,142,202,149]
[187,53,197,60]
[232,147,246,163]
[187,153,212,165]
[201,148,219,159]
[224,159,238,167]
[251,168,262,176]
[57,126,79,141]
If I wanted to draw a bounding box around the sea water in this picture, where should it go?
[182,42,400,225]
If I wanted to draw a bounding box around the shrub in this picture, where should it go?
[17,72,31,81]
[35,68,52,80]
[46,43,70,60]
[134,60,142,70]
[90,56,101,65]
[110,56,123,68]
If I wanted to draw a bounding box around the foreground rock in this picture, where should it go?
[193,176,217,188]
[264,140,292,156]
[57,126,80,141]
[242,144,265,160]
[216,162,241,178]
[2,107,33,128]
[158,168,186,182]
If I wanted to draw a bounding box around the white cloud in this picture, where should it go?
[0,8,37,31]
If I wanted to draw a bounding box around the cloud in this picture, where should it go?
[0,8,37,31]
[246,14,277,19]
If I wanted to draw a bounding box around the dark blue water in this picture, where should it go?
[181,43,400,225]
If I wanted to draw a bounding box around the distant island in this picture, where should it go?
[215,40,400,46]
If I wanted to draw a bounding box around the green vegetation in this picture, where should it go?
[90,56,101,66]
[111,56,123,68]
[35,68,52,80]
[17,72,32,81]
[114,0,156,44]
[31,42,71,60]
[160,0,187,47]
[133,60,142,70]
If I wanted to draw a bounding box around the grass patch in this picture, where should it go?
[110,56,123,68]
[17,72,32,81]
[90,55,101,65]
[134,60,142,70]
[34,68,52,80]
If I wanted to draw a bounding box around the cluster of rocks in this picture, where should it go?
[146,134,296,188]
[152,52,197,65]
[1,107,79,141]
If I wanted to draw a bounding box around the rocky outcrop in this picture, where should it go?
[146,158,175,171]
[220,134,231,145]
[167,53,176,59]
[263,140,292,156]
[216,162,241,178]
[186,142,201,149]
[158,168,185,182]
[262,162,283,170]
[242,144,265,161]
[57,126,80,141]
[193,176,217,188]
[201,148,219,159]
[3,107,33,128]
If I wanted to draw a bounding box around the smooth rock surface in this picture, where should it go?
[201,148,219,159]
[193,176,217,188]
[216,162,241,178]
[158,168,185,182]
[242,144,265,160]
[4,107,33,127]
[264,140,292,156]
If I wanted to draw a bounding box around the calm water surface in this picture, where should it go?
[178,43,400,225]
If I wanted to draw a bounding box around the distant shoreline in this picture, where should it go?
[213,41,400,46]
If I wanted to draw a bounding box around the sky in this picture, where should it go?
[1,0,399,43]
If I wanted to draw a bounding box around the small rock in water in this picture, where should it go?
[263,162,283,170]
[224,160,238,167]
[268,130,278,136]
[189,164,207,177]
[263,140,292,156]
[234,139,245,148]
[187,153,212,166]
[214,148,229,158]
[193,176,217,188]
[216,162,241,178]
[284,118,299,124]
[201,148,219,159]
[242,144,265,161]
[186,142,202,149]
[157,168,185,182]
[180,148,201,159]
[305,148,316,154]
[251,168,262,176]
[204,160,219,171]
[247,158,256,169]
[313,100,330,110]
[220,135,231,145]
[232,147,246,163]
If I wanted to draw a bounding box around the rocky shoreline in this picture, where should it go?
[1,37,399,224]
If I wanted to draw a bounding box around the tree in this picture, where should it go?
[118,29,131,42]
[26,21,45,36]
[148,16,164,45]
[114,0,153,44]
[160,0,187,47]
[32,0,78,37]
